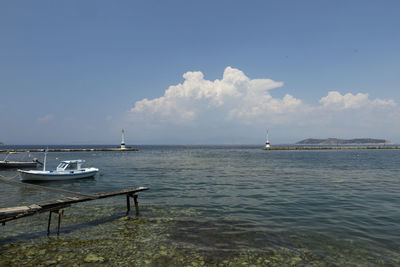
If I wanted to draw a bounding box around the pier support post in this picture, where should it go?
[47,209,64,236]
[47,212,52,235]
[126,195,131,215]
[126,194,139,216]
[57,210,64,235]
[133,194,139,216]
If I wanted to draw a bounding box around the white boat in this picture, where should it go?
[18,159,99,181]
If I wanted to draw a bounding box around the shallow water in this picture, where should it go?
[1,146,400,266]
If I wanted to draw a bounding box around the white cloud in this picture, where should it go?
[127,67,400,143]
[130,66,296,124]
[37,114,54,123]
[320,91,396,110]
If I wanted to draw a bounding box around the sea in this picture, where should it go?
[0,145,399,266]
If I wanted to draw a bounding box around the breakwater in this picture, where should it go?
[264,145,400,150]
[0,147,138,153]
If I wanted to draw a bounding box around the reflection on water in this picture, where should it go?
[1,146,400,266]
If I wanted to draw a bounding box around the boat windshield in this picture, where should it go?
[57,162,67,169]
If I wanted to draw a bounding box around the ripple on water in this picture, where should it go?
[1,146,400,265]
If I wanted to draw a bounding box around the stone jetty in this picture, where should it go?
[263,145,400,150]
[0,147,139,153]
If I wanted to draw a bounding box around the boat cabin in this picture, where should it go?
[56,160,85,171]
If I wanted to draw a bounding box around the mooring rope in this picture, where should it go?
[0,176,97,199]
[0,173,20,180]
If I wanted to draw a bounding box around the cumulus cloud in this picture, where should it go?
[320,91,396,110]
[130,66,302,125]
[127,67,399,143]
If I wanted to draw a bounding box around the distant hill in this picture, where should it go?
[0,142,3,145]
[296,138,391,145]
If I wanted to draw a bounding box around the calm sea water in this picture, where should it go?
[0,145,399,266]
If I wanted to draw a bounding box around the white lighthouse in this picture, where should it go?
[265,130,270,149]
[120,129,126,150]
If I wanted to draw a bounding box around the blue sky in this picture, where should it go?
[1,1,399,144]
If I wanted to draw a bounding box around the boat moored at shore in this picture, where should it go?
[0,152,40,169]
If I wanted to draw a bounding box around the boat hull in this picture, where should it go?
[18,168,99,181]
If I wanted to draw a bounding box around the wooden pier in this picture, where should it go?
[0,177,149,235]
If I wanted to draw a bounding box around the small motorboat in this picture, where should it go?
[18,159,99,181]
[0,152,40,169]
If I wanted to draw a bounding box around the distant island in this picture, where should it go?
[296,138,391,145]
[0,142,3,145]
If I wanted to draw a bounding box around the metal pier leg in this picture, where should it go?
[47,209,64,235]
[57,210,64,235]
[126,195,131,215]
[47,212,52,235]
[133,194,139,216]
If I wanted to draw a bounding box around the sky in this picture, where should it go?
[0,0,399,145]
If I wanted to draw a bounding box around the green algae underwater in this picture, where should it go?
[2,202,398,266]
[1,145,400,266]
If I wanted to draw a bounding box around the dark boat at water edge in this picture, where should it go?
[0,152,40,169]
